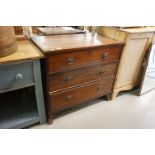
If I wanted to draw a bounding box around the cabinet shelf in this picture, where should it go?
[0,87,40,129]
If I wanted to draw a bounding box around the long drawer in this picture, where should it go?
[47,46,122,73]
[0,62,34,93]
[48,62,117,92]
[49,77,114,113]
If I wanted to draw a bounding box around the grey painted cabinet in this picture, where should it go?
[0,60,46,128]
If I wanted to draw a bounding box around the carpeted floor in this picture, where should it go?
[30,89,155,129]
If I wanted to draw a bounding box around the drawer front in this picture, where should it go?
[49,62,117,92]
[0,62,34,92]
[47,46,122,73]
[49,78,114,113]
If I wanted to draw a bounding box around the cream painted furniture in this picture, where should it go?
[95,27,155,99]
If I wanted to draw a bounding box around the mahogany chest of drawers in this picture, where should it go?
[31,33,124,123]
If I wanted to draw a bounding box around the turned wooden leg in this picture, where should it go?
[48,115,54,124]
[111,91,119,100]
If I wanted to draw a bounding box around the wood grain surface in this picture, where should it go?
[47,46,123,73]
[31,33,124,54]
[48,62,117,92]
[0,37,44,65]
[49,77,114,113]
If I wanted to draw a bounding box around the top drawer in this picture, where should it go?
[47,46,123,73]
[0,62,34,93]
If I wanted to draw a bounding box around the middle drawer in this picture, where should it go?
[48,62,117,92]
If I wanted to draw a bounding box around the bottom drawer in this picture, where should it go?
[49,77,114,113]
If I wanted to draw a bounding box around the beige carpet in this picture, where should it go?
[30,89,155,129]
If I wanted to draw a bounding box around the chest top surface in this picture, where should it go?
[31,33,124,54]
[37,27,85,35]
[0,37,44,65]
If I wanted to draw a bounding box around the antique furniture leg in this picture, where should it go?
[106,93,112,101]
[48,115,54,124]
[111,91,119,100]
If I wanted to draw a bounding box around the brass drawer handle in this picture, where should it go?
[65,76,74,82]
[15,73,24,80]
[66,57,75,64]
[66,95,73,100]
[103,52,109,60]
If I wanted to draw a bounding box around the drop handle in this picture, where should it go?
[103,52,109,60]
[66,57,75,64]
[66,95,73,100]
[16,73,23,80]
